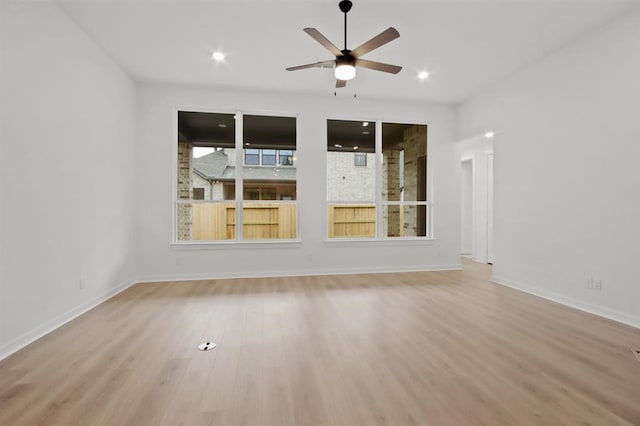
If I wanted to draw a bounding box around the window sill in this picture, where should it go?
[323,237,435,247]
[171,240,303,250]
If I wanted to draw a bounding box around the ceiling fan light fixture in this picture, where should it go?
[335,64,356,81]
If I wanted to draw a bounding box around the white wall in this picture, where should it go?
[136,84,460,280]
[0,1,138,358]
[459,136,493,262]
[457,10,640,326]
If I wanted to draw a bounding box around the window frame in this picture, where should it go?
[172,108,300,245]
[325,117,433,241]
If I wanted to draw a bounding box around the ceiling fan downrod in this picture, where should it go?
[339,0,353,51]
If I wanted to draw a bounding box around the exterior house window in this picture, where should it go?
[279,150,294,166]
[176,111,297,242]
[243,149,295,166]
[244,149,260,165]
[261,149,277,165]
[192,188,205,200]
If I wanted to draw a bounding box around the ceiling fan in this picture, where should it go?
[286,0,402,88]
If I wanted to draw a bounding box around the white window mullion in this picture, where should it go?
[375,120,383,239]
[235,112,243,240]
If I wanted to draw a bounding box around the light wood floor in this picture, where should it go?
[2,260,640,425]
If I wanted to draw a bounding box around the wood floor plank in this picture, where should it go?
[1,259,640,425]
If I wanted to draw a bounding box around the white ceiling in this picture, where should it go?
[58,0,638,104]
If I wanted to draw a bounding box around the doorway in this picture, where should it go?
[459,136,494,264]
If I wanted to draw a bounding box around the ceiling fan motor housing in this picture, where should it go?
[337,54,355,66]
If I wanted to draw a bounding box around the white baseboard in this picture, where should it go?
[0,278,137,362]
[492,275,640,330]
[137,263,463,284]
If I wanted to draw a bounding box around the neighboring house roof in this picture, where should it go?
[193,150,228,180]
[193,151,296,182]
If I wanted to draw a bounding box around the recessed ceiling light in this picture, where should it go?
[212,51,225,61]
[334,144,342,148]
[218,124,227,128]
[353,146,359,150]
[362,131,369,135]
[362,122,369,127]
[245,142,251,146]
[418,71,429,80]
[485,131,495,138]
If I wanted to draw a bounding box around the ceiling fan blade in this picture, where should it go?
[351,27,400,58]
[286,60,335,71]
[303,28,343,57]
[356,59,402,74]
[336,79,347,88]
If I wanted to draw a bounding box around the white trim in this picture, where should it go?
[172,106,180,242]
[375,120,383,238]
[170,240,302,249]
[460,158,473,256]
[324,237,435,246]
[235,111,244,240]
[0,278,137,362]
[471,153,480,261]
[486,152,494,264]
[492,275,640,330]
[137,263,463,284]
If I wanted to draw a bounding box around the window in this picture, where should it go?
[382,122,428,237]
[279,150,294,166]
[244,149,293,166]
[193,188,205,200]
[327,119,429,239]
[244,149,259,165]
[354,152,367,166]
[176,111,297,242]
[327,119,376,238]
[243,115,297,240]
[262,149,277,165]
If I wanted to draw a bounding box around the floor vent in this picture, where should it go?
[198,341,217,351]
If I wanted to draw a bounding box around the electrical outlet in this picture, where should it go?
[585,278,593,289]
[593,280,602,291]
